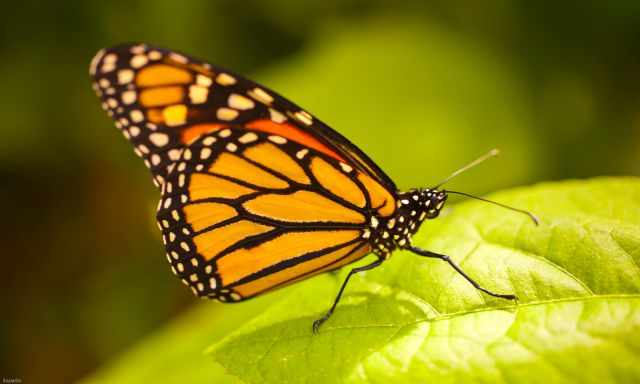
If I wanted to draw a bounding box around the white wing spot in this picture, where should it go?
[148,50,162,60]
[168,149,181,160]
[122,90,137,105]
[101,53,117,72]
[216,73,236,86]
[216,108,238,121]
[118,69,134,84]
[228,94,255,110]
[131,55,148,68]
[268,135,287,144]
[189,85,209,104]
[340,163,353,173]
[149,132,169,147]
[238,132,258,144]
[269,108,287,123]
[200,147,212,159]
[130,110,144,123]
[137,144,149,154]
[293,110,313,126]
[248,87,274,105]
[196,74,212,87]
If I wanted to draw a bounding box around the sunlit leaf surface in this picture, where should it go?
[208,177,640,384]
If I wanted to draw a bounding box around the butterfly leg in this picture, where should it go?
[312,256,385,334]
[407,245,517,300]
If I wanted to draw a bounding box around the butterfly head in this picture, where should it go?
[422,188,448,219]
[395,188,447,221]
[369,188,448,256]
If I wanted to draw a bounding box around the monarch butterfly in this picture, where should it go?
[90,43,537,333]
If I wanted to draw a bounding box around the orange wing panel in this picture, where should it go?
[233,242,366,297]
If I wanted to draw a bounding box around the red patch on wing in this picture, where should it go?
[245,119,345,162]
[180,123,226,144]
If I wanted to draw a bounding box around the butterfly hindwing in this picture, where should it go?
[156,128,375,300]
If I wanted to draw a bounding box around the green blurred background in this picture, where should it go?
[1,1,639,382]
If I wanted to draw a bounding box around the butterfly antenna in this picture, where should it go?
[433,149,500,189]
[445,190,539,225]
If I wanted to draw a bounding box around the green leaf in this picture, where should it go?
[80,291,288,384]
[79,15,639,382]
[208,177,640,383]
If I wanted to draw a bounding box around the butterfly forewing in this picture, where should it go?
[90,43,395,189]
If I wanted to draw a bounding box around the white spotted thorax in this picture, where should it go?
[367,189,448,257]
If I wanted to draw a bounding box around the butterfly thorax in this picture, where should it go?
[368,188,447,257]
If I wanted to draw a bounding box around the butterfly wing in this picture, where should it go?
[90,43,397,300]
[157,128,382,300]
[90,43,396,190]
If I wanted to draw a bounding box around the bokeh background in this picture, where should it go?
[1,1,639,383]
